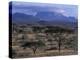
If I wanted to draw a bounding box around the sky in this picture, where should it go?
[11,1,78,18]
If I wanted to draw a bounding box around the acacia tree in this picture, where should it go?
[21,40,46,54]
[53,33,66,55]
[45,29,65,54]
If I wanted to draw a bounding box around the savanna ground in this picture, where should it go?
[11,24,78,58]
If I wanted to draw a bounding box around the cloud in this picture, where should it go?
[53,8,69,17]
[12,1,77,18]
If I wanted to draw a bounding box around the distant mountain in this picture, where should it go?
[36,11,77,23]
[35,11,77,28]
[11,12,77,28]
[12,13,40,24]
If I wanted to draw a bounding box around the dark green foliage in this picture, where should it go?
[45,26,74,33]
[18,29,23,33]
[32,26,44,33]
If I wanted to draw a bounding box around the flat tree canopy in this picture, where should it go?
[21,40,46,54]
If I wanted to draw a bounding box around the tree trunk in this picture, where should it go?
[32,48,37,54]
[58,40,61,55]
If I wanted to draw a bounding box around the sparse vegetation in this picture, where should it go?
[11,23,78,58]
